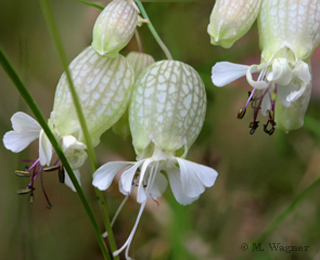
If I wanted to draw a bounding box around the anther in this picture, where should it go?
[58,168,65,183]
[46,203,53,209]
[43,165,60,172]
[263,123,275,136]
[249,121,259,135]
[237,107,246,119]
[16,187,35,195]
[15,170,31,177]
[29,194,34,204]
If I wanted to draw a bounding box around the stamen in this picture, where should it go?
[249,121,259,135]
[16,186,35,195]
[29,193,34,204]
[237,107,246,119]
[43,165,60,172]
[15,170,31,177]
[238,89,256,119]
[59,166,65,183]
[40,171,53,209]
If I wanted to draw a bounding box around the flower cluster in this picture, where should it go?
[3,0,218,258]
[209,0,320,134]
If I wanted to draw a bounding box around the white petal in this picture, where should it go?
[246,64,269,89]
[11,112,41,134]
[119,160,145,195]
[176,158,218,198]
[39,130,53,166]
[64,169,81,192]
[150,171,167,200]
[167,166,199,205]
[62,135,87,151]
[136,159,152,204]
[92,161,133,191]
[3,130,39,153]
[267,58,292,86]
[285,61,311,103]
[293,61,311,83]
[3,112,41,153]
[62,135,88,169]
[211,62,249,87]
[286,82,306,103]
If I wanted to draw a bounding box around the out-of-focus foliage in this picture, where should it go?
[1,1,320,260]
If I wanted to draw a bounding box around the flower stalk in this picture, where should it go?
[0,45,110,260]
[135,0,173,60]
[39,0,119,258]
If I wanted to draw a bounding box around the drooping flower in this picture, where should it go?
[207,0,263,48]
[92,0,142,57]
[113,51,155,138]
[210,0,320,133]
[93,60,218,259]
[3,46,134,205]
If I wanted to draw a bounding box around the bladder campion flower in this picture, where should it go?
[207,0,263,48]
[113,51,155,138]
[210,0,320,134]
[92,0,145,57]
[93,60,218,259]
[3,46,134,206]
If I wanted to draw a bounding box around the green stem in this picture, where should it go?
[135,0,173,60]
[0,46,110,260]
[76,0,104,10]
[254,173,320,243]
[135,29,143,53]
[38,0,119,259]
[39,0,98,170]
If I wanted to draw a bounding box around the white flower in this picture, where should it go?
[3,112,83,191]
[3,112,52,165]
[93,60,218,259]
[3,46,134,205]
[211,0,320,133]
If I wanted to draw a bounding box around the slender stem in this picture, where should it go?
[237,172,320,260]
[39,0,98,170]
[135,0,173,60]
[254,177,320,242]
[0,46,110,260]
[77,0,104,10]
[135,29,143,53]
[38,0,119,258]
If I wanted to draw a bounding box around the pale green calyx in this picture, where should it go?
[126,51,155,77]
[258,0,320,62]
[208,0,262,48]
[113,51,155,139]
[51,46,134,149]
[275,81,312,132]
[129,60,206,157]
[92,0,139,57]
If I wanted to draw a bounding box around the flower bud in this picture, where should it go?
[113,51,155,138]
[92,0,139,57]
[51,46,134,148]
[208,0,262,48]
[129,60,206,157]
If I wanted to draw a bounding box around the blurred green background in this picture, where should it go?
[1,0,320,259]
